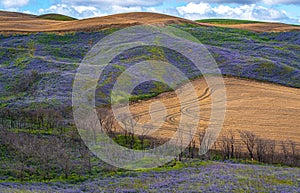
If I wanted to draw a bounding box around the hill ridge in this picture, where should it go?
[0,11,199,33]
[0,10,299,33]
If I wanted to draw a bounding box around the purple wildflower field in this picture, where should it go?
[0,25,299,192]
[0,25,299,109]
[0,161,299,192]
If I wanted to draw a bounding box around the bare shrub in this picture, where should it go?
[238,130,256,160]
[219,129,235,159]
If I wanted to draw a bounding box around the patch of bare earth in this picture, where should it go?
[0,11,199,33]
[197,22,300,32]
[2,10,299,33]
[128,77,300,146]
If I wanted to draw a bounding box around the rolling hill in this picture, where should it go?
[0,11,299,33]
[129,77,300,144]
[0,11,299,193]
[1,161,300,192]
[0,10,36,18]
[0,12,299,149]
[0,11,299,108]
[0,11,199,33]
[196,18,300,32]
[37,13,77,21]
[197,19,265,24]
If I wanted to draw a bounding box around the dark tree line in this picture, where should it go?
[0,108,63,131]
[0,128,96,181]
[205,129,299,167]
[170,127,299,167]
[0,106,299,182]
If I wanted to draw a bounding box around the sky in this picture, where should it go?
[0,0,300,24]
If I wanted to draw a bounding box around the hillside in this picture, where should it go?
[0,11,199,33]
[0,23,299,109]
[129,77,300,143]
[197,18,265,24]
[37,13,77,21]
[1,161,300,192]
[197,19,300,32]
[0,11,299,185]
[0,21,299,147]
[0,10,36,18]
[0,11,299,33]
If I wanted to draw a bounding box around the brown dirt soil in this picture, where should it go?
[1,10,299,33]
[0,11,199,33]
[127,77,300,145]
[197,22,300,32]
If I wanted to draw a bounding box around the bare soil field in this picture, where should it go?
[0,11,198,33]
[197,22,300,32]
[1,10,299,33]
[128,77,300,144]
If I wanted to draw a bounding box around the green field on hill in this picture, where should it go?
[197,18,265,24]
[37,14,77,21]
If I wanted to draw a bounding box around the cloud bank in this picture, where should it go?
[38,4,104,18]
[1,0,29,8]
[38,3,143,18]
[61,0,163,7]
[185,0,300,5]
[1,0,299,24]
[176,3,294,22]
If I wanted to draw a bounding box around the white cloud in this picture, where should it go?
[177,2,211,15]
[61,0,163,7]
[1,0,29,8]
[72,5,97,14]
[176,3,290,21]
[185,0,257,4]
[38,4,104,19]
[3,7,33,15]
[111,5,142,13]
[6,7,18,12]
[262,0,300,5]
[145,7,159,13]
[183,0,300,5]
[38,3,144,19]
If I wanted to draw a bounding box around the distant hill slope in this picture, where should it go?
[0,11,299,112]
[0,11,199,33]
[197,19,300,32]
[0,11,299,33]
[0,10,36,18]
[197,18,264,24]
[37,13,77,21]
[0,24,299,110]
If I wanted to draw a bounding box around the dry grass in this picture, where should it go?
[197,22,300,32]
[127,77,300,144]
[1,10,299,144]
[1,10,299,33]
[0,12,199,33]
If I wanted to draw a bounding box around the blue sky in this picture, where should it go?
[0,0,299,24]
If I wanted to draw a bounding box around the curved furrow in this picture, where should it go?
[132,87,211,119]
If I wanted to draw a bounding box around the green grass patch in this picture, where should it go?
[129,93,161,102]
[264,175,294,186]
[113,134,151,150]
[37,14,77,21]
[10,128,58,135]
[14,53,32,68]
[196,18,265,25]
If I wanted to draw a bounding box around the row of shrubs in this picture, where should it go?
[0,107,299,182]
